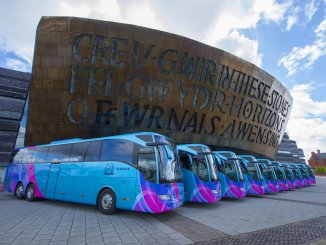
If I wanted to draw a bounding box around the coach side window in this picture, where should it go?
[21,148,35,163]
[217,159,225,173]
[46,144,72,162]
[101,139,135,166]
[69,142,90,161]
[34,147,49,163]
[179,153,191,170]
[239,161,248,174]
[85,141,101,161]
[13,150,24,164]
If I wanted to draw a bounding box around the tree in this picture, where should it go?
[315,166,326,174]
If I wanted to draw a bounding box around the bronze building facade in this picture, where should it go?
[25,17,292,159]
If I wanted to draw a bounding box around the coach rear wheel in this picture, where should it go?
[26,184,35,202]
[15,183,24,199]
[98,189,116,215]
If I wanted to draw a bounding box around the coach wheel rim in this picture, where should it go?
[26,184,35,200]
[16,184,24,198]
[102,193,113,210]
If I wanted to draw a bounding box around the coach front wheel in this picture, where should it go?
[98,189,116,215]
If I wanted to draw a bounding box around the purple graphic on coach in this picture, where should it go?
[286,180,296,189]
[277,181,288,191]
[133,174,183,213]
[223,176,246,198]
[190,174,221,203]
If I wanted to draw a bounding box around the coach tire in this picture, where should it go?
[15,183,24,199]
[26,183,36,202]
[98,189,116,215]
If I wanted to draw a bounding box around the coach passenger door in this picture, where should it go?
[45,163,60,200]
[178,152,193,200]
[72,141,97,204]
[42,145,62,200]
[118,167,137,210]
[44,144,74,201]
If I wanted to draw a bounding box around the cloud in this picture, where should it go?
[286,6,300,31]
[215,30,262,66]
[0,0,293,72]
[315,17,326,37]
[0,0,164,72]
[0,1,60,64]
[202,0,291,66]
[5,58,31,72]
[254,0,292,23]
[57,0,164,30]
[149,0,219,40]
[278,17,326,76]
[286,83,326,160]
[286,15,298,31]
[304,0,318,21]
[282,0,321,32]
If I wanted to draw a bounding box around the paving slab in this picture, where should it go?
[0,177,325,244]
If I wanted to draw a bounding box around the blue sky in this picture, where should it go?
[0,0,325,159]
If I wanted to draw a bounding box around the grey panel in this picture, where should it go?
[0,142,14,152]
[0,67,30,99]
[0,152,11,163]
[0,68,30,161]
[0,96,25,113]
[0,89,28,99]
[0,119,20,131]
[0,67,31,81]
[0,130,17,142]
[0,111,21,120]
[0,77,30,90]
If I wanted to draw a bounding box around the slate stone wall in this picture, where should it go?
[0,67,30,166]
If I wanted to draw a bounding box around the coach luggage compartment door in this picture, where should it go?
[45,162,60,200]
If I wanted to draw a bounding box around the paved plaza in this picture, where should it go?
[0,178,326,245]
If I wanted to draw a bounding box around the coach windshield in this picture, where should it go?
[274,166,286,180]
[158,145,183,184]
[138,146,157,183]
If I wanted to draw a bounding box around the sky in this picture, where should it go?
[0,0,325,160]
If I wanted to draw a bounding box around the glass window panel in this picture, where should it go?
[21,148,35,163]
[224,160,239,181]
[101,139,134,166]
[138,152,156,183]
[193,155,209,182]
[158,145,182,183]
[34,147,49,163]
[69,142,89,162]
[179,153,191,170]
[207,154,218,182]
[46,144,72,162]
[13,149,24,164]
[85,141,101,161]
[247,163,259,180]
